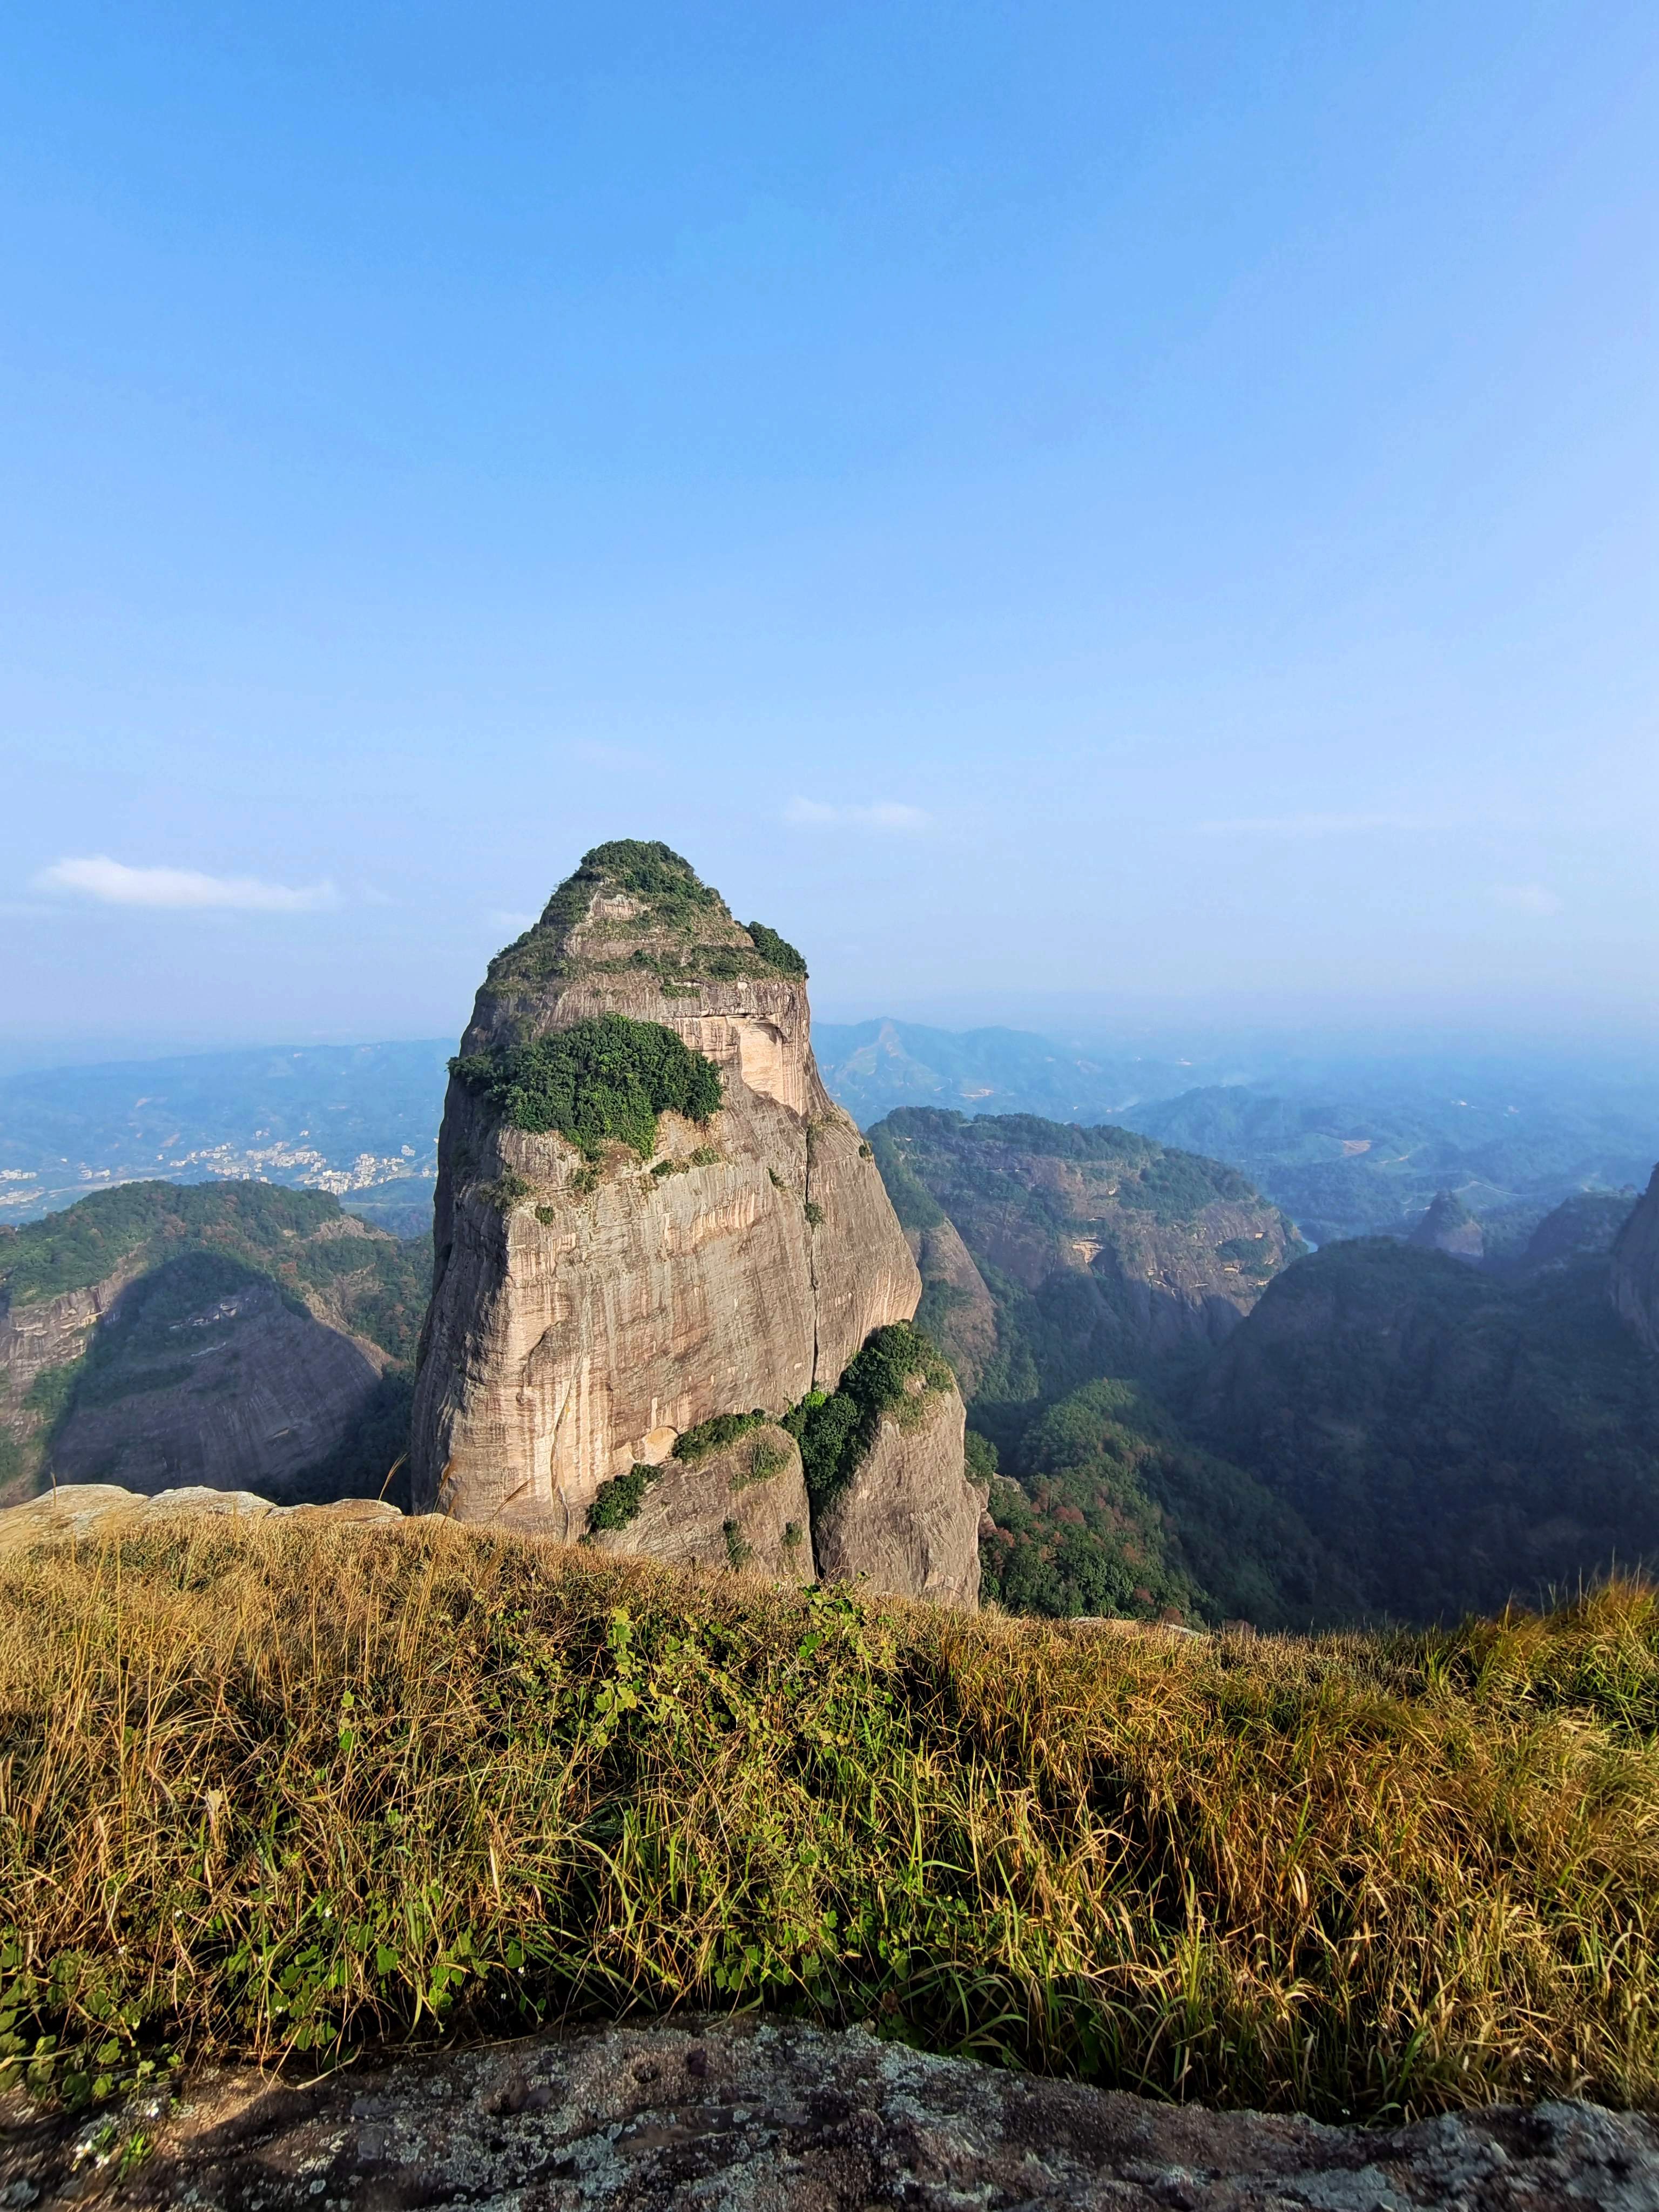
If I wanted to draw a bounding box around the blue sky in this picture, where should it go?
[2,1,1653,1055]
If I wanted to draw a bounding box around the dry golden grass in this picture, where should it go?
[1,1514,1656,2119]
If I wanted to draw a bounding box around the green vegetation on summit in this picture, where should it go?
[4,1515,1655,2121]
[481,842,811,1002]
[743,920,808,977]
[451,1014,723,1162]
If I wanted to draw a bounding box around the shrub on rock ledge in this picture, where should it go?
[451,1014,722,1162]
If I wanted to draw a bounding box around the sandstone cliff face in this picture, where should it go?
[411,844,975,1607]
[49,1270,389,1499]
[1611,1165,1659,1356]
[588,1423,813,1583]
[813,1385,982,1610]
[0,1262,144,1498]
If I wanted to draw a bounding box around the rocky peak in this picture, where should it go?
[466,841,815,1117]
[1520,1186,1638,1273]
[411,841,982,1606]
[1408,1188,1483,1262]
[867,1108,1304,1385]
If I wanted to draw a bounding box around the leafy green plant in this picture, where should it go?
[731,1432,792,1491]
[478,1172,532,1210]
[964,1429,998,1485]
[649,1146,722,1183]
[785,1322,954,1513]
[802,1199,825,1228]
[721,1519,754,1570]
[744,922,808,977]
[672,1411,768,1464]
[451,1016,722,1162]
[586,1463,662,1534]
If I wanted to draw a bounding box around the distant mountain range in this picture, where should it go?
[3,1023,1656,1255]
[7,1093,1657,1630]
[812,1019,1217,1124]
[1118,1081,1658,1245]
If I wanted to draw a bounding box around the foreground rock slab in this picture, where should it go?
[4,2018,1655,2210]
[0,1482,400,1553]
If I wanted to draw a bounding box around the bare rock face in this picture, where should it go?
[908,1216,998,1397]
[588,1422,813,1583]
[814,1384,982,1610]
[49,1272,389,1499]
[1410,1188,1485,1263]
[412,842,974,1607]
[0,1481,401,1554]
[8,2018,1654,2211]
[0,1260,147,1500]
[1613,1166,1659,1357]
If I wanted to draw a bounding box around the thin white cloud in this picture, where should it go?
[33,856,338,912]
[1490,883,1564,916]
[785,798,930,833]
[1195,812,1451,838]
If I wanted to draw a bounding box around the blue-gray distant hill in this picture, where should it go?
[1117,1078,1659,1246]
[813,1020,1213,1127]
[5,1027,1656,1255]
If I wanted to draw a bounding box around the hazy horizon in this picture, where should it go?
[3,4,1654,1054]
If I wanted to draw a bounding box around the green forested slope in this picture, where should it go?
[1190,1239,1659,1621]
[869,1109,1337,1628]
[874,1108,1659,1630]
[0,1183,429,1505]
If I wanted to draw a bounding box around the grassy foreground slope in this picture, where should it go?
[2,1518,1656,2120]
